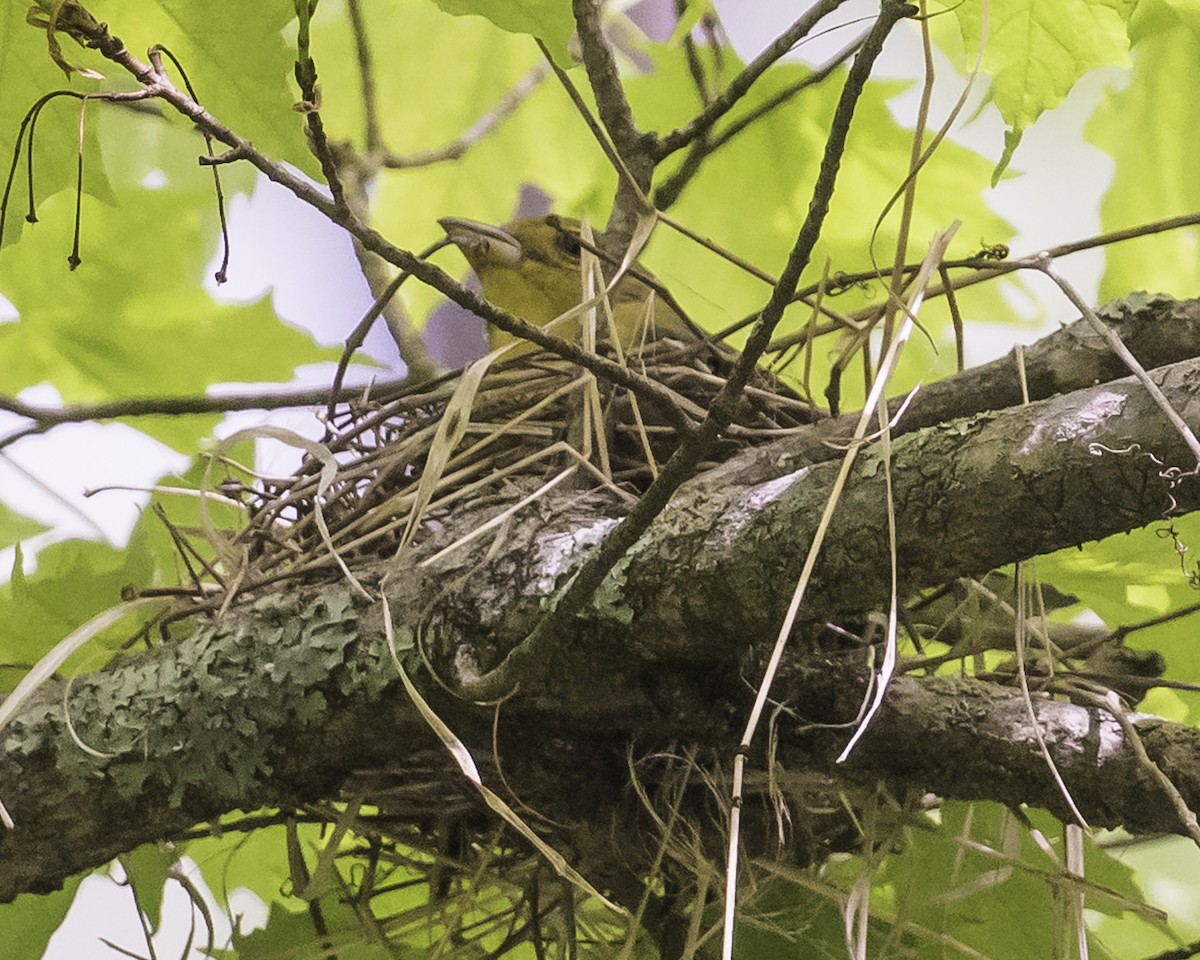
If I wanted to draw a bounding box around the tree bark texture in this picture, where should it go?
[3,293,1200,903]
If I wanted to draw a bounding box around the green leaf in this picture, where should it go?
[1038,513,1200,724]
[1089,1,1200,301]
[954,0,1133,179]
[229,900,411,959]
[193,819,422,958]
[626,46,1013,409]
[1087,835,1200,954]
[120,841,179,933]
[0,104,336,453]
[0,4,114,249]
[431,0,574,63]
[0,503,48,551]
[311,0,613,324]
[0,530,156,692]
[109,0,315,177]
[0,458,233,692]
[3,0,314,252]
[878,803,1058,959]
[186,817,295,912]
[0,452,252,691]
[0,872,85,960]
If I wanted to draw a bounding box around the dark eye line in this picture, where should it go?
[522,244,557,267]
[552,230,582,259]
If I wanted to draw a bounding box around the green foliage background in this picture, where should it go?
[2,0,1200,957]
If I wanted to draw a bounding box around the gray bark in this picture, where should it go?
[3,293,1200,904]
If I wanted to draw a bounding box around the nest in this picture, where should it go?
[160,342,828,955]
[230,338,819,584]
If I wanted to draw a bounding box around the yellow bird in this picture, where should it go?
[439,215,699,352]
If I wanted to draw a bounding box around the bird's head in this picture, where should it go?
[438,215,586,330]
[440,214,694,350]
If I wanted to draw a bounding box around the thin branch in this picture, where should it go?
[653,0,850,159]
[761,210,1200,353]
[881,212,1200,309]
[0,382,406,451]
[571,0,648,171]
[0,88,153,252]
[345,0,381,152]
[535,38,645,211]
[459,0,917,702]
[333,37,545,379]
[879,2,936,355]
[571,0,658,237]
[653,31,864,210]
[336,163,439,384]
[713,31,865,152]
[326,236,451,416]
[67,19,690,430]
[678,0,715,107]
[382,67,546,169]
[292,0,347,210]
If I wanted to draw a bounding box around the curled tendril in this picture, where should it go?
[1087,441,1153,458]
[1157,524,1200,588]
[1087,442,1200,517]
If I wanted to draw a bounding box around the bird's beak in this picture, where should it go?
[438,217,523,265]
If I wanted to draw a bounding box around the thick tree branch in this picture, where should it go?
[3,586,1200,902]
[458,0,914,701]
[721,293,1200,485]
[784,668,1200,837]
[4,300,1200,905]
[0,586,433,900]
[426,354,1200,687]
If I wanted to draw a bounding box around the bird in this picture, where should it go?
[438,214,701,353]
[436,214,818,482]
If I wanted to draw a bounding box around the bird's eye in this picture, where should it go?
[553,230,582,259]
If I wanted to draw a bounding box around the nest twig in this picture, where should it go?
[222,340,818,589]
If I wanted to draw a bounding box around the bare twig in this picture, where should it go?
[535,38,648,219]
[0,382,405,451]
[678,0,716,107]
[653,0,850,159]
[571,0,648,171]
[458,1,917,704]
[337,0,440,379]
[382,67,546,169]
[762,211,1200,352]
[65,18,690,428]
[708,31,865,153]
[654,31,864,210]
[292,0,347,210]
[1,88,157,257]
[878,2,936,355]
[346,0,381,151]
[571,0,657,238]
